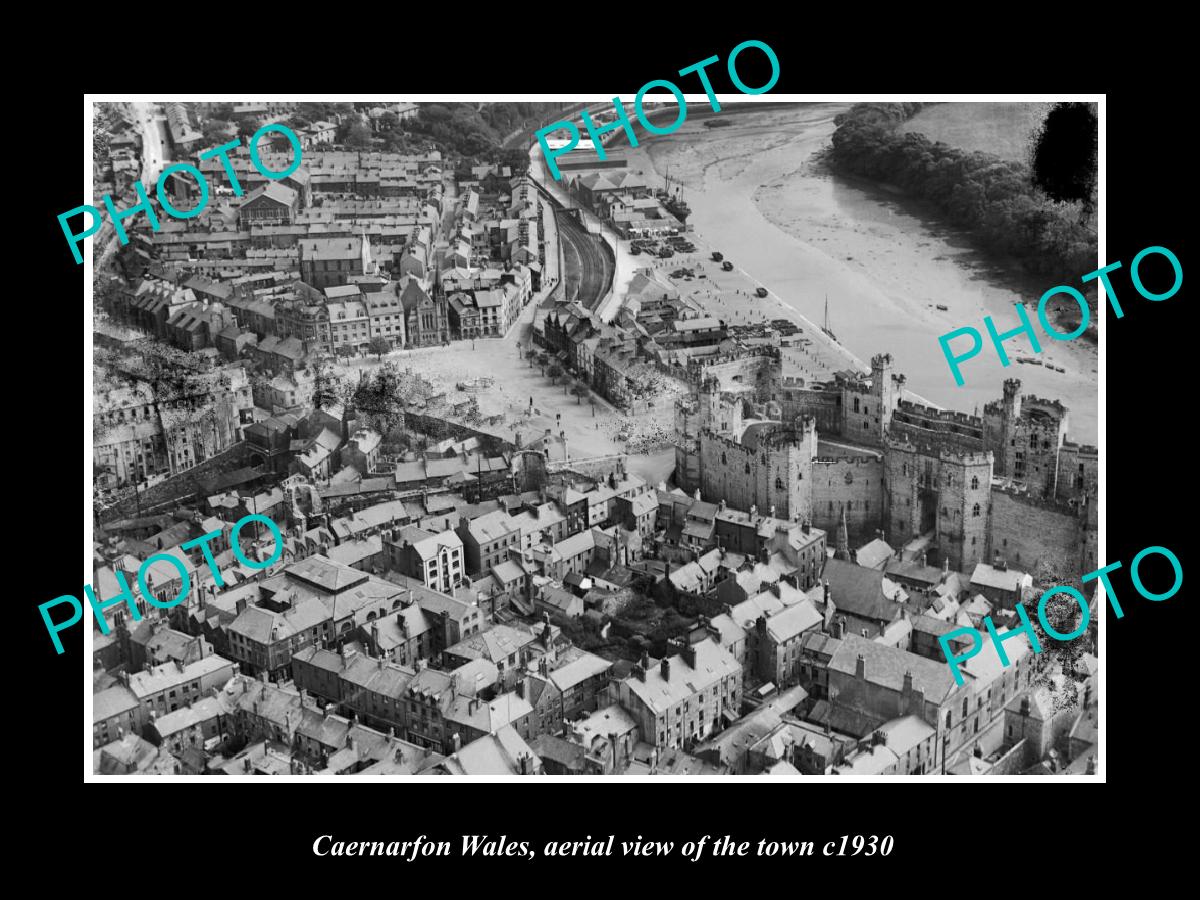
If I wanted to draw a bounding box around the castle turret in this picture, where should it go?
[936,448,994,573]
[871,353,901,435]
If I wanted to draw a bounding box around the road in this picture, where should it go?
[97,101,165,269]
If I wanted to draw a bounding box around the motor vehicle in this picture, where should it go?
[755,287,768,298]
[712,251,724,262]
[722,261,733,272]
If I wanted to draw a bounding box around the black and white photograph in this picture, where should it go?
[79,94,1104,780]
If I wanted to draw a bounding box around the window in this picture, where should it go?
[972,503,981,517]
[971,476,979,490]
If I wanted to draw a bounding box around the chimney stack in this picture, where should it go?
[660,659,670,681]
[855,653,865,680]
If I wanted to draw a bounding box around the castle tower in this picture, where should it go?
[936,449,994,572]
[870,353,901,437]
[1002,378,1022,421]
[883,437,925,549]
[778,416,818,524]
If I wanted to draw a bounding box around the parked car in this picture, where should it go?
[722,261,733,272]
[755,287,768,298]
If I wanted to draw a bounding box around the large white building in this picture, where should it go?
[614,637,742,751]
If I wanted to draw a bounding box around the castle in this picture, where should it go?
[674,352,1097,577]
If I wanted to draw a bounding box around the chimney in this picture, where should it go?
[769,504,775,518]
[660,659,670,681]
[902,671,913,696]
[519,753,529,775]
[452,732,462,752]
[633,664,645,682]
[920,551,927,567]
[694,488,701,501]
[855,653,865,680]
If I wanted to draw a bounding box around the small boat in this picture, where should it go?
[936,304,949,311]
[822,294,838,342]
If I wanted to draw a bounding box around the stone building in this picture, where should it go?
[673,347,1094,578]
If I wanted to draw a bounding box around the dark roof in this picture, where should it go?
[529,734,586,771]
[822,558,904,625]
[198,466,267,494]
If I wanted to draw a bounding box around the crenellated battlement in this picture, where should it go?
[895,400,983,427]
[991,478,1087,515]
[1022,394,1069,414]
[939,448,993,466]
[815,456,881,466]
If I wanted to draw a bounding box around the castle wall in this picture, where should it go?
[1055,442,1098,503]
[777,383,841,436]
[988,489,1084,578]
[813,457,884,542]
[891,401,985,453]
[687,352,778,397]
[697,422,815,522]
[699,433,763,517]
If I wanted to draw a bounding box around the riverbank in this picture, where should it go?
[618,103,1098,445]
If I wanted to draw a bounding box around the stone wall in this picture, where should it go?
[813,457,885,542]
[98,441,251,523]
[988,489,1084,577]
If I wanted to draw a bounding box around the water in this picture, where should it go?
[623,103,1098,446]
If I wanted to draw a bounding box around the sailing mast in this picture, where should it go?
[822,293,837,342]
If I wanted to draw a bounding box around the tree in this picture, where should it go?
[1022,560,1091,711]
[310,359,344,411]
[202,119,233,147]
[335,344,356,361]
[546,363,564,385]
[368,337,391,359]
[339,121,373,149]
[349,361,407,435]
[571,384,590,405]
[236,117,260,142]
[525,348,539,368]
